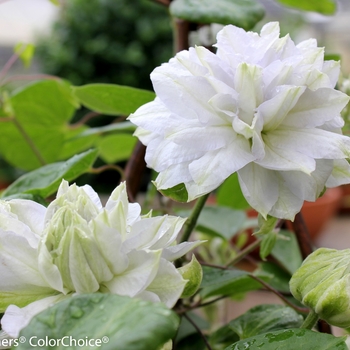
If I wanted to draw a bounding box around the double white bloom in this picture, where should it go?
[129,22,350,219]
[0,180,199,337]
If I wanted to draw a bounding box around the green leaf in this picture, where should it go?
[217,173,250,210]
[270,230,303,275]
[200,267,269,299]
[196,206,247,240]
[275,0,336,15]
[17,293,180,350]
[14,43,35,68]
[257,262,291,293]
[259,231,277,260]
[77,121,136,137]
[229,305,303,340]
[49,0,60,4]
[72,84,155,116]
[2,149,98,198]
[160,183,188,202]
[170,0,265,29]
[178,255,203,298]
[0,193,47,205]
[58,127,99,160]
[98,134,138,163]
[226,329,347,350]
[0,80,77,170]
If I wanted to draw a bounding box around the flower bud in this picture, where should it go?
[290,247,350,328]
[42,204,114,294]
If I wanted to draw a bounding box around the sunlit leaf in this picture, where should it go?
[72,84,155,116]
[0,80,77,170]
[1,149,98,198]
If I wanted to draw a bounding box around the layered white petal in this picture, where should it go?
[143,259,187,308]
[103,250,161,297]
[1,295,69,338]
[0,231,57,311]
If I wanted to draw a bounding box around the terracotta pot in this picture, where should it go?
[297,187,342,239]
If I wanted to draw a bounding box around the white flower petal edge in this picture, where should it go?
[129,21,350,220]
[0,179,199,337]
[1,295,69,338]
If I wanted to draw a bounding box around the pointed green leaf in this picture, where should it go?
[14,43,35,68]
[275,0,336,15]
[259,231,278,260]
[226,329,347,350]
[170,0,265,29]
[17,293,180,350]
[160,183,188,202]
[1,149,98,198]
[72,84,155,116]
[229,305,303,340]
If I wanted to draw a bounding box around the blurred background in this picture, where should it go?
[1,0,350,77]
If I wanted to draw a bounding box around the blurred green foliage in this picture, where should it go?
[36,0,173,89]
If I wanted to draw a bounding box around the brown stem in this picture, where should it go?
[124,141,147,202]
[89,164,125,181]
[290,212,314,259]
[174,18,190,52]
[249,274,309,314]
[0,53,20,82]
[1,74,60,85]
[70,111,101,129]
[0,117,13,122]
[182,313,212,350]
[225,238,262,268]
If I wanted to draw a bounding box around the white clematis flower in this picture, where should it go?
[0,180,199,338]
[129,22,350,220]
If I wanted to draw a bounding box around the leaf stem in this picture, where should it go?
[1,74,60,86]
[249,275,309,314]
[0,53,20,82]
[89,164,125,181]
[12,118,47,166]
[225,238,262,267]
[181,193,210,243]
[301,310,319,329]
[182,313,212,350]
